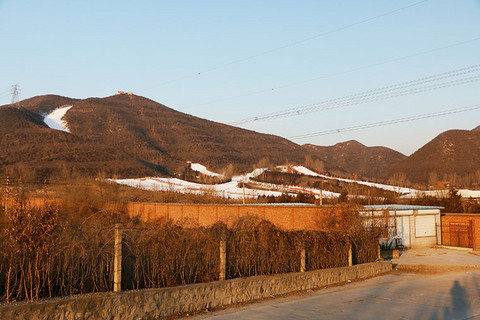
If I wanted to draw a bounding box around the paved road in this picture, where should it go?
[189,249,480,320]
[392,247,480,266]
[191,271,480,320]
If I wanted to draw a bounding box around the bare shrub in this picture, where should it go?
[302,231,349,270]
[0,197,381,303]
[316,204,382,265]
[123,220,220,289]
[226,216,300,277]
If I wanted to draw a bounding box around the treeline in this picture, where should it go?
[408,187,480,213]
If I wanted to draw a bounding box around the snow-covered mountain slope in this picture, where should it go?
[292,166,415,194]
[43,106,72,133]
[190,163,225,178]
[111,166,341,200]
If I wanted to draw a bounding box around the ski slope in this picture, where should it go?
[110,167,339,200]
[43,106,73,133]
[111,175,288,199]
[190,163,225,178]
[402,189,480,199]
[110,164,416,200]
[291,166,415,194]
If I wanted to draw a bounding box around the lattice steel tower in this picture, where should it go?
[10,84,20,106]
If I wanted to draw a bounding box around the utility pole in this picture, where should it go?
[10,84,20,107]
[114,224,122,292]
[219,230,227,281]
[242,180,246,205]
[319,177,324,205]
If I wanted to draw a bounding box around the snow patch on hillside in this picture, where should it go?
[190,163,224,178]
[292,165,415,194]
[402,189,480,199]
[43,106,73,133]
[110,176,290,200]
[110,163,418,200]
[109,167,339,200]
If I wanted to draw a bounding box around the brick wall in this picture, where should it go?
[441,214,480,250]
[0,262,392,320]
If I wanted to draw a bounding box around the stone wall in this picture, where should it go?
[0,262,392,320]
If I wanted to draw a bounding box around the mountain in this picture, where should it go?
[0,105,145,177]
[303,140,406,180]
[384,127,480,185]
[17,95,79,114]
[1,94,320,177]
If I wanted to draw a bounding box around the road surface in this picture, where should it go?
[189,249,480,320]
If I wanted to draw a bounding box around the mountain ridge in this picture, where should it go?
[1,94,319,177]
[3,93,476,186]
[303,140,406,180]
[384,128,480,185]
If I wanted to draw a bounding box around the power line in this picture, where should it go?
[199,0,429,75]
[0,88,11,95]
[194,35,480,108]
[288,104,480,140]
[228,64,480,125]
[136,0,428,93]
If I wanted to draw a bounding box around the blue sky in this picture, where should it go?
[1,0,479,155]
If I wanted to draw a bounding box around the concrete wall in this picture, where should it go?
[0,262,392,320]
[410,235,437,248]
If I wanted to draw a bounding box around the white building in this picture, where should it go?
[362,205,443,249]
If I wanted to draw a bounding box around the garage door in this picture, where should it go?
[415,215,436,237]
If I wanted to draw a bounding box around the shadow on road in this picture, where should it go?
[429,280,470,320]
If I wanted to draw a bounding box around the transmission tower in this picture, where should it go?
[10,84,20,106]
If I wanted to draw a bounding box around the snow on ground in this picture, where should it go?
[110,167,339,200]
[291,166,415,194]
[190,163,225,178]
[111,176,288,200]
[112,163,424,200]
[245,168,267,179]
[402,189,480,199]
[43,106,73,133]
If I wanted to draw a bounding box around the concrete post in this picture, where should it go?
[114,224,122,292]
[300,245,306,273]
[377,243,381,259]
[348,242,353,267]
[219,230,227,281]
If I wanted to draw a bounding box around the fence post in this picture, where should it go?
[219,230,227,281]
[114,223,122,292]
[300,243,306,273]
[377,242,381,260]
[348,242,353,267]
